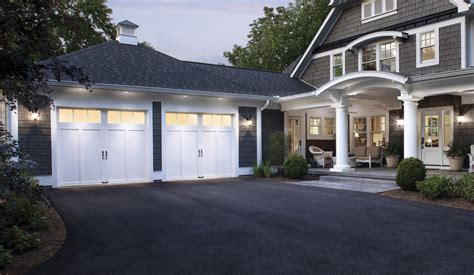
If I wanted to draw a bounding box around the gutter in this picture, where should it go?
[408,68,474,83]
[260,99,270,111]
[48,80,274,101]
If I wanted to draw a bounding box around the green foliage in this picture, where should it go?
[444,141,468,158]
[138,41,155,50]
[2,226,40,255]
[396,158,426,191]
[457,174,474,202]
[1,1,114,109]
[224,0,331,72]
[264,132,286,165]
[416,176,453,199]
[1,195,49,231]
[0,245,13,270]
[382,141,402,156]
[284,154,308,179]
[253,162,272,178]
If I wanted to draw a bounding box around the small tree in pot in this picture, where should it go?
[444,141,466,171]
[382,142,402,168]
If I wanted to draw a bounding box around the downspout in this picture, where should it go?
[261,99,270,111]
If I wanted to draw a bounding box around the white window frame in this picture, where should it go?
[329,52,345,80]
[307,116,336,140]
[358,40,400,72]
[416,28,440,68]
[308,117,322,136]
[361,0,397,23]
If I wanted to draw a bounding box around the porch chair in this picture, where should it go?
[354,146,383,168]
[469,145,474,173]
[309,146,333,168]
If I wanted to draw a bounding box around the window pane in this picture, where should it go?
[333,54,342,66]
[421,46,435,61]
[386,0,395,10]
[59,109,74,123]
[381,58,396,72]
[363,3,372,18]
[363,62,377,71]
[375,0,383,14]
[443,111,451,147]
[176,113,187,125]
[74,109,88,123]
[222,115,232,126]
[354,118,367,132]
[324,118,335,135]
[310,118,321,126]
[333,66,343,77]
[88,110,101,123]
[212,115,222,126]
[310,126,320,135]
[362,46,376,62]
[108,111,121,124]
[203,114,212,126]
[132,112,145,125]
[120,111,132,124]
[188,114,198,126]
[380,42,396,59]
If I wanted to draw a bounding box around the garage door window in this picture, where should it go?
[59,108,101,123]
[203,114,232,127]
[108,111,145,124]
[166,113,198,126]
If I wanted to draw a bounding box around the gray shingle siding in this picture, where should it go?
[239,107,257,167]
[152,102,162,171]
[18,106,52,176]
[399,24,461,75]
[324,0,456,46]
[345,51,358,74]
[262,109,284,164]
[302,57,330,87]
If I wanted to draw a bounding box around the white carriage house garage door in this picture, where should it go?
[165,112,234,181]
[57,108,147,186]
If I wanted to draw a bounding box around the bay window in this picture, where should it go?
[380,42,396,72]
[361,46,377,71]
[360,41,398,72]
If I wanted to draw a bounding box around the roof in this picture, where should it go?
[186,61,314,96]
[117,20,139,28]
[51,41,313,97]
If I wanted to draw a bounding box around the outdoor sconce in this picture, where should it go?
[244,118,253,128]
[30,111,40,121]
[457,115,466,124]
[396,119,404,128]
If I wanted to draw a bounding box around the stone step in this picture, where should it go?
[319,176,397,187]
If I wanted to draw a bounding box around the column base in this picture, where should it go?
[330,166,355,172]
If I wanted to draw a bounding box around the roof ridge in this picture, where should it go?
[55,41,115,60]
[185,61,288,76]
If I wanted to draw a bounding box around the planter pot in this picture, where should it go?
[385,155,400,168]
[448,157,464,171]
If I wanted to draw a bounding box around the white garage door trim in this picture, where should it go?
[57,108,148,187]
[163,112,236,181]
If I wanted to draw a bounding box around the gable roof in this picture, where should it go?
[51,41,313,97]
[186,61,314,97]
[117,20,139,28]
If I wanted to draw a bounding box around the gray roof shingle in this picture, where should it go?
[52,41,313,97]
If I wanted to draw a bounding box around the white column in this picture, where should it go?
[398,95,422,159]
[331,102,354,172]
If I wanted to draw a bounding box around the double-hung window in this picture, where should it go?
[416,30,439,68]
[361,46,377,71]
[362,0,396,21]
[331,53,344,79]
[309,117,321,135]
[380,42,397,72]
[324,118,335,136]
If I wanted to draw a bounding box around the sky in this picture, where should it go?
[108,0,293,64]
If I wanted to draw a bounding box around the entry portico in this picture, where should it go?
[279,69,474,171]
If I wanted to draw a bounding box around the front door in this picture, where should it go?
[420,109,452,166]
[288,117,301,155]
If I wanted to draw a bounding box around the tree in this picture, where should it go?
[224,0,330,72]
[138,41,155,50]
[0,0,115,111]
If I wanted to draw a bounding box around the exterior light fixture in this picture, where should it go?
[31,111,40,121]
[457,115,466,124]
[182,95,188,98]
[396,119,404,127]
[123,91,129,94]
[245,118,253,127]
[218,97,223,100]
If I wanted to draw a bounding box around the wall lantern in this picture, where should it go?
[30,111,40,121]
[244,118,253,128]
[396,119,404,128]
[456,115,466,124]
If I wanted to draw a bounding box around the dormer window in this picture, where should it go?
[361,0,397,22]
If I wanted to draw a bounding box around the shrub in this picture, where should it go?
[0,245,13,270]
[284,154,308,179]
[457,173,474,202]
[264,132,286,166]
[2,226,40,254]
[253,162,272,178]
[416,176,452,199]
[396,157,426,191]
[1,195,48,230]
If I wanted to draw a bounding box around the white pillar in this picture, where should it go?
[398,95,422,159]
[331,102,354,172]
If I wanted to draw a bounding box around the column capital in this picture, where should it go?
[331,98,351,110]
[397,94,423,103]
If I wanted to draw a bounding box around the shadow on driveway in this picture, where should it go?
[31,179,474,274]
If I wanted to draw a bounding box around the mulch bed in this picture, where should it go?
[2,204,66,275]
[381,189,474,211]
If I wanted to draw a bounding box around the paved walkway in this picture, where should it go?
[32,179,474,274]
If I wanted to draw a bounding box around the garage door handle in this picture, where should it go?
[102,151,104,160]
[201,149,203,157]
[105,151,108,160]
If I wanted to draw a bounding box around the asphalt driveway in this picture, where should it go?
[32,178,474,274]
